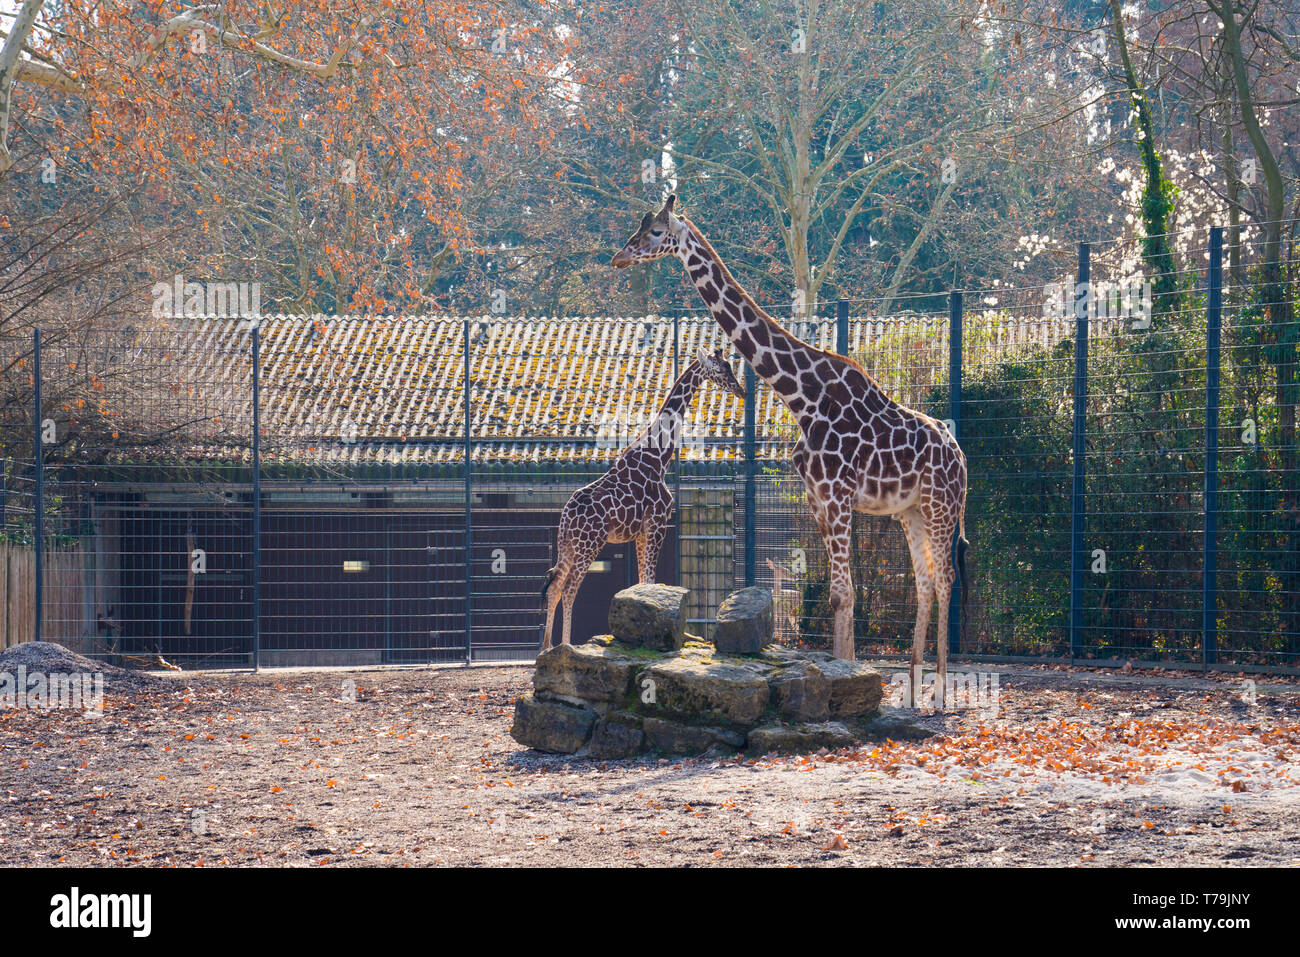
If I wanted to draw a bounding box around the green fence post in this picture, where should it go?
[1069,244,1090,659]
[252,324,261,670]
[743,359,756,588]
[1204,227,1223,666]
[948,291,963,654]
[464,318,473,664]
[33,328,43,643]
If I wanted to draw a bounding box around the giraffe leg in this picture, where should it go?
[634,533,651,584]
[899,508,936,707]
[926,512,959,710]
[642,516,669,585]
[816,498,856,661]
[541,564,566,652]
[560,537,603,647]
[561,593,575,648]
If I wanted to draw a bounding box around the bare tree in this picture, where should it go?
[666,0,996,313]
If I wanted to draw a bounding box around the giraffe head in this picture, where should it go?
[695,346,746,399]
[610,194,685,269]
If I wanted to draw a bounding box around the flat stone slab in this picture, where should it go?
[747,721,856,754]
[761,644,834,665]
[863,706,938,741]
[589,712,645,759]
[608,584,690,651]
[713,586,774,654]
[533,641,640,703]
[642,717,745,755]
[678,638,715,660]
[510,691,596,753]
[641,655,770,726]
[819,659,884,718]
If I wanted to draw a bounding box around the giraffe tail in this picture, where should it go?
[956,517,970,641]
[541,566,559,605]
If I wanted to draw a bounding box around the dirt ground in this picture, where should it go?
[2,657,1298,867]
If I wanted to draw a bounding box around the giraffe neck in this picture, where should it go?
[675,219,886,424]
[628,361,703,473]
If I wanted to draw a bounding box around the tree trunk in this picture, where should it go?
[0,0,47,172]
[1219,0,1299,650]
[1109,0,1177,315]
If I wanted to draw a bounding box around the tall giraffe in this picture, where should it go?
[612,195,969,703]
[541,348,745,651]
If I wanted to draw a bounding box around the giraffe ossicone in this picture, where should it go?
[540,349,745,652]
[612,193,970,706]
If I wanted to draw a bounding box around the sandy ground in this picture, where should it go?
[1,657,1298,867]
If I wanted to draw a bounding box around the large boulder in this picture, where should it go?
[642,717,745,755]
[747,722,856,754]
[768,660,830,722]
[534,641,640,704]
[640,655,771,726]
[819,659,884,718]
[608,584,690,651]
[510,692,596,753]
[713,587,774,654]
[589,712,645,759]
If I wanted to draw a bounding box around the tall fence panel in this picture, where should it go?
[2,227,1297,670]
[955,294,1081,657]
[34,323,256,667]
[1214,227,1300,666]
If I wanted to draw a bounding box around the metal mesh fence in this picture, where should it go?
[1,224,1297,670]
[746,225,1298,669]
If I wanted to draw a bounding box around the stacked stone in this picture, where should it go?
[511,583,921,758]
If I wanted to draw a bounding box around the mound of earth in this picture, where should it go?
[0,641,169,694]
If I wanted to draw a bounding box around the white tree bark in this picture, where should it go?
[0,0,47,172]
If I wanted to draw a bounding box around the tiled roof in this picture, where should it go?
[128,314,956,465]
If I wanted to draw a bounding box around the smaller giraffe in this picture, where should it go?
[541,348,745,651]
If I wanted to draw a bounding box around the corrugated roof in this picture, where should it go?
[121,313,956,465]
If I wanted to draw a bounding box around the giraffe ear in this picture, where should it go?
[696,346,708,365]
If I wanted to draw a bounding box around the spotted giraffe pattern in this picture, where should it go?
[541,350,745,651]
[612,195,970,703]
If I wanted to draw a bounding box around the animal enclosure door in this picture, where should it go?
[117,506,253,667]
[417,519,470,663]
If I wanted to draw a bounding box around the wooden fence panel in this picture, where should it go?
[5,543,34,648]
[0,543,87,650]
